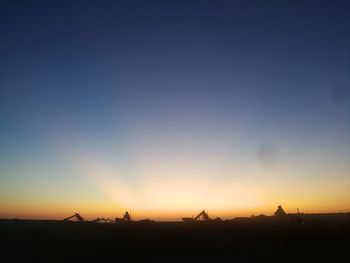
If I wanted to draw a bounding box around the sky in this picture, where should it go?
[0,0,350,220]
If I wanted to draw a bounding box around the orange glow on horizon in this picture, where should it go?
[1,129,349,221]
[1,202,350,221]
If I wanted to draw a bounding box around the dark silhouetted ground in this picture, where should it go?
[1,213,350,262]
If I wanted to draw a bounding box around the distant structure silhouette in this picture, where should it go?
[274,205,287,217]
[194,210,210,220]
[182,210,210,222]
[115,211,132,222]
[63,213,84,222]
[123,211,131,221]
[297,208,304,215]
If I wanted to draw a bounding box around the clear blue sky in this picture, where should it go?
[0,0,350,219]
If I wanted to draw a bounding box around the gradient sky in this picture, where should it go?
[1,0,350,220]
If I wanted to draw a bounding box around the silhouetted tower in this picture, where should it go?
[274,205,287,217]
[123,211,131,221]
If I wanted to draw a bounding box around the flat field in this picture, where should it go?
[1,214,350,262]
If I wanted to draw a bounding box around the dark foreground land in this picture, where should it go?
[1,214,350,263]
